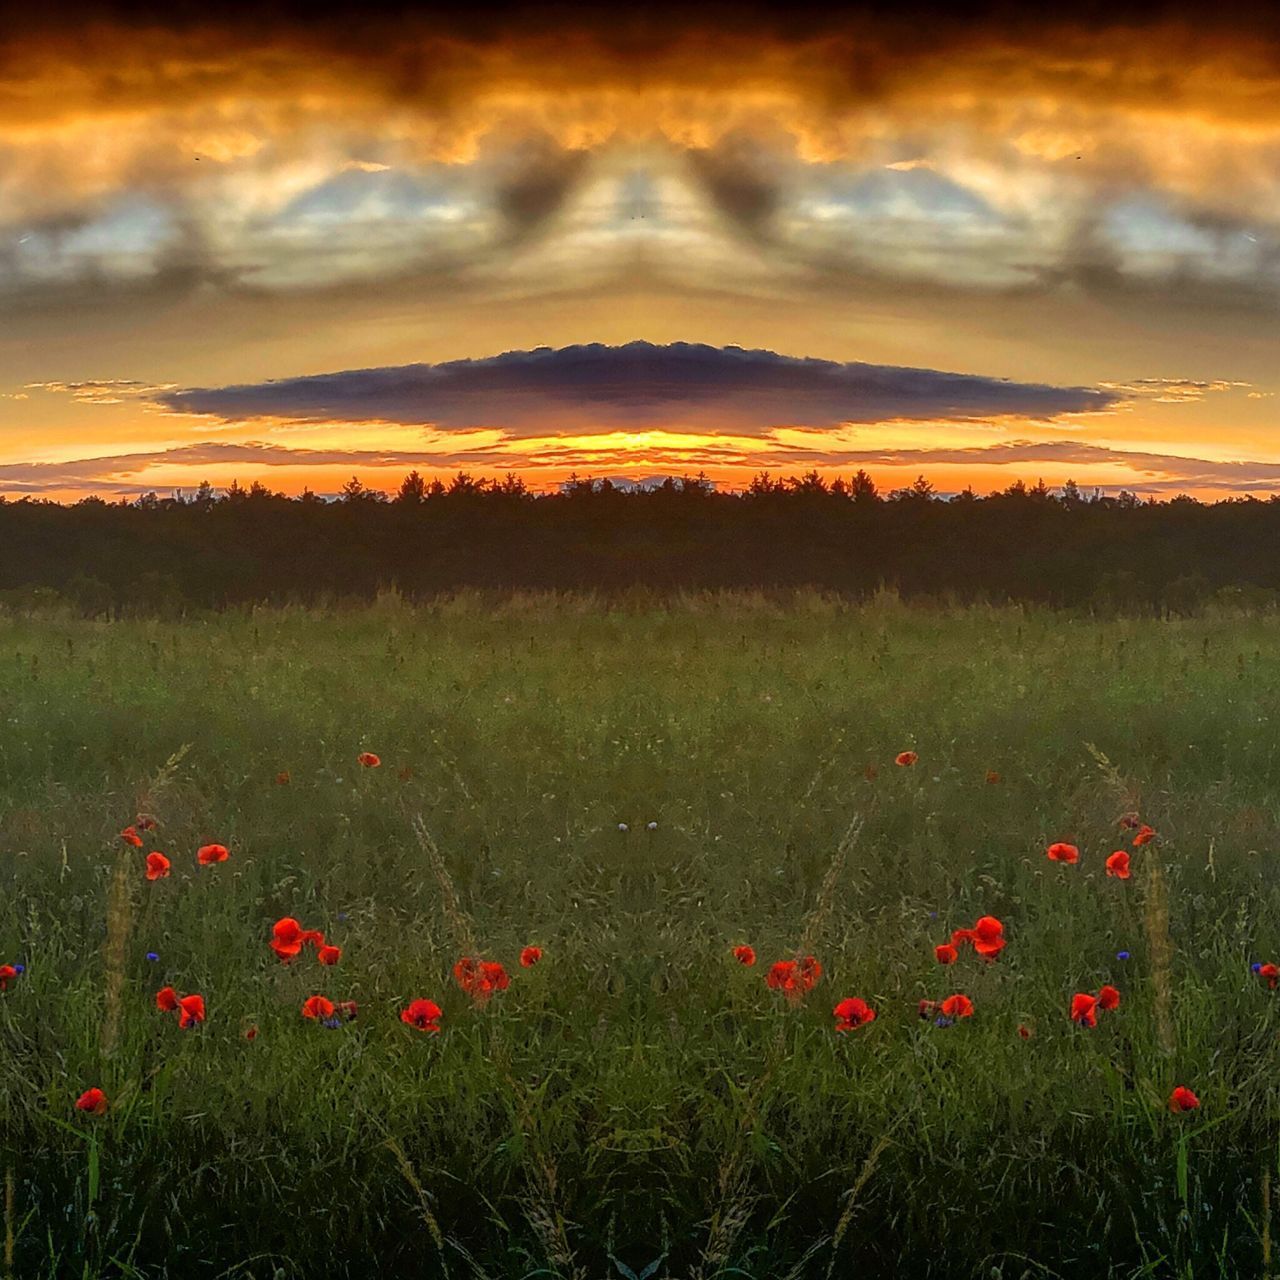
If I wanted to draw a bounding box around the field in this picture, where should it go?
[3,592,1280,1278]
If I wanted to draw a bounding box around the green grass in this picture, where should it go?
[3,591,1280,1278]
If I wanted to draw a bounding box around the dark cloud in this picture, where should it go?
[154,342,1120,433]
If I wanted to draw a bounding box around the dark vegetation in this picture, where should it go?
[2,470,1279,611]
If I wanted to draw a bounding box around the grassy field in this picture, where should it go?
[3,592,1280,1278]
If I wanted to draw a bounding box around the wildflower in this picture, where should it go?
[1258,963,1280,990]
[146,952,160,962]
[155,986,179,1012]
[337,1000,358,1020]
[317,944,341,966]
[145,852,171,881]
[972,915,1007,960]
[1046,842,1080,864]
[617,822,629,832]
[731,945,755,967]
[177,994,205,1028]
[136,814,157,831]
[985,770,1002,784]
[918,999,938,1019]
[895,751,918,767]
[1133,824,1157,847]
[1119,812,1140,830]
[1169,1086,1200,1113]
[1098,984,1121,1012]
[833,997,876,1032]
[940,993,974,1019]
[1105,850,1131,880]
[120,826,143,847]
[0,964,18,991]
[1071,993,1099,1027]
[1116,950,1130,961]
[301,995,335,1021]
[935,943,958,965]
[197,843,229,865]
[765,956,822,999]
[323,1017,342,1030]
[357,752,381,768]
[453,957,510,1003]
[950,928,976,948]
[401,998,442,1032]
[245,1026,258,1041]
[521,945,544,967]
[1018,1024,1033,1039]
[270,917,305,962]
[275,771,291,785]
[75,1088,108,1115]
[934,1016,954,1028]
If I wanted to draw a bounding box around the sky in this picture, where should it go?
[3,1,1280,499]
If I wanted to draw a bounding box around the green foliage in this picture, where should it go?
[1,596,1279,1277]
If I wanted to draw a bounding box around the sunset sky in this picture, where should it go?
[3,3,1280,499]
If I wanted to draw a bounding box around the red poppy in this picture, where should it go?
[1133,824,1157,847]
[317,945,341,966]
[0,964,17,991]
[832,997,876,1031]
[895,751,918,767]
[1119,812,1140,830]
[950,928,976,948]
[299,929,326,948]
[1047,842,1080,864]
[270,917,305,962]
[985,770,1002,784]
[731,945,755,967]
[197,843,229,865]
[940,994,974,1019]
[918,999,938,1019]
[136,814,158,831]
[453,956,510,1002]
[935,943,958,965]
[245,1025,259,1041]
[1071,992,1099,1027]
[1098,984,1121,1012]
[338,1000,359,1020]
[972,916,1006,960]
[1169,1086,1200,1113]
[275,771,291,785]
[120,826,143,847]
[401,997,442,1032]
[521,945,544,967]
[301,995,335,1020]
[145,851,171,881]
[1105,850,1131,880]
[1259,963,1280,990]
[1018,1024,1033,1039]
[765,956,822,999]
[357,752,381,768]
[155,986,179,1012]
[177,994,206,1028]
[75,1088,108,1115]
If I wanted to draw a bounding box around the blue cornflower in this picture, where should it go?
[1252,962,1263,973]
[1117,951,1130,961]
[12,963,24,975]
[146,952,160,962]
[323,1017,342,1030]
[934,1016,954,1028]
[336,913,349,923]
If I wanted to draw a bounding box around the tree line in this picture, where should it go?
[2,469,1279,612]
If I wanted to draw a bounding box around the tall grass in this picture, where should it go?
[1,594,1280,1276]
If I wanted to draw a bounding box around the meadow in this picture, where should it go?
[3,591,1280,1278]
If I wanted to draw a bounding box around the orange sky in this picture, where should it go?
[2,9,1279,499]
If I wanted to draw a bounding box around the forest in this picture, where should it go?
[2,470,1276,611]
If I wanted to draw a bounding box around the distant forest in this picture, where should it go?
[3,469,1280,612]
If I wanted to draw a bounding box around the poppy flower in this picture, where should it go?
[940,994,974,1019]
[401,998,442,1032]
[75,1088,108,1115]
[317,945,341,966]
[337,1000,358,1020]
[155,985,179,1012]
[1071,992,1099,1027]
[145,852,171,881]
[765,956,822,999]
[895,751,918,767]
[833,997,876,1031]
[1133,824,1157,847]
[972,916,1007,960]
[177,994,205,1028]
[918,999,938,1019]
[0,964,18,992]
[1046,842,1080,864]
[453,957,510,1003]
[270,917,305,962]
[136,814,157,831]
[731,945,755,967]
[1098,984,1121,1012]
[275,771,291,785]
[521,946,544,967]
[1119,813,1140,830]
[1105,850,1131,880]
[950,928,976,948]
[244,1026,259,1041]
[197,843,229,865]
[934,943,958,965]
[1018,1024,1033,1039]
[120,826,143,848]
[985,770,1002,784]
[1257,963,1279,990]
[357,752,381,768]
[301,995,335,1020]
[1169,1086,1200,1113]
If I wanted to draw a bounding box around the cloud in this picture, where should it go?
[150,342,1120,434]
